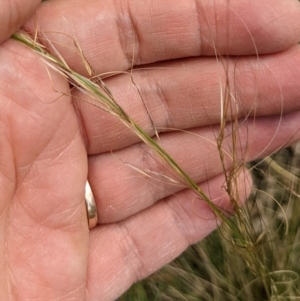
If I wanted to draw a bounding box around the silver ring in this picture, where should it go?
[85,181,98,229]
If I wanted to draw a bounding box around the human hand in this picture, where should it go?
[1,0,300,300]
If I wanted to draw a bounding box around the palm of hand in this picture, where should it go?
[0,40,89,299]
[1,0,300,300]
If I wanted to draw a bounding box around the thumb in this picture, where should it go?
[0,0,41,43]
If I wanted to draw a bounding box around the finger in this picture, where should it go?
[24,0,300,75]
[75,46,300,154]
[86,171,251,301]
[88,111,300,223]
[0,0,41,43]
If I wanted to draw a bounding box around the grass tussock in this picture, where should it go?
[12,29,300,301]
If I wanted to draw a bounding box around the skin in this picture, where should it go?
[1,0,300,300]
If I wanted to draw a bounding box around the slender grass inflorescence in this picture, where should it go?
[13,31,300,300]
[12,31,229,220]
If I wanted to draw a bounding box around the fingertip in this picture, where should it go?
[0,0,41,43]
